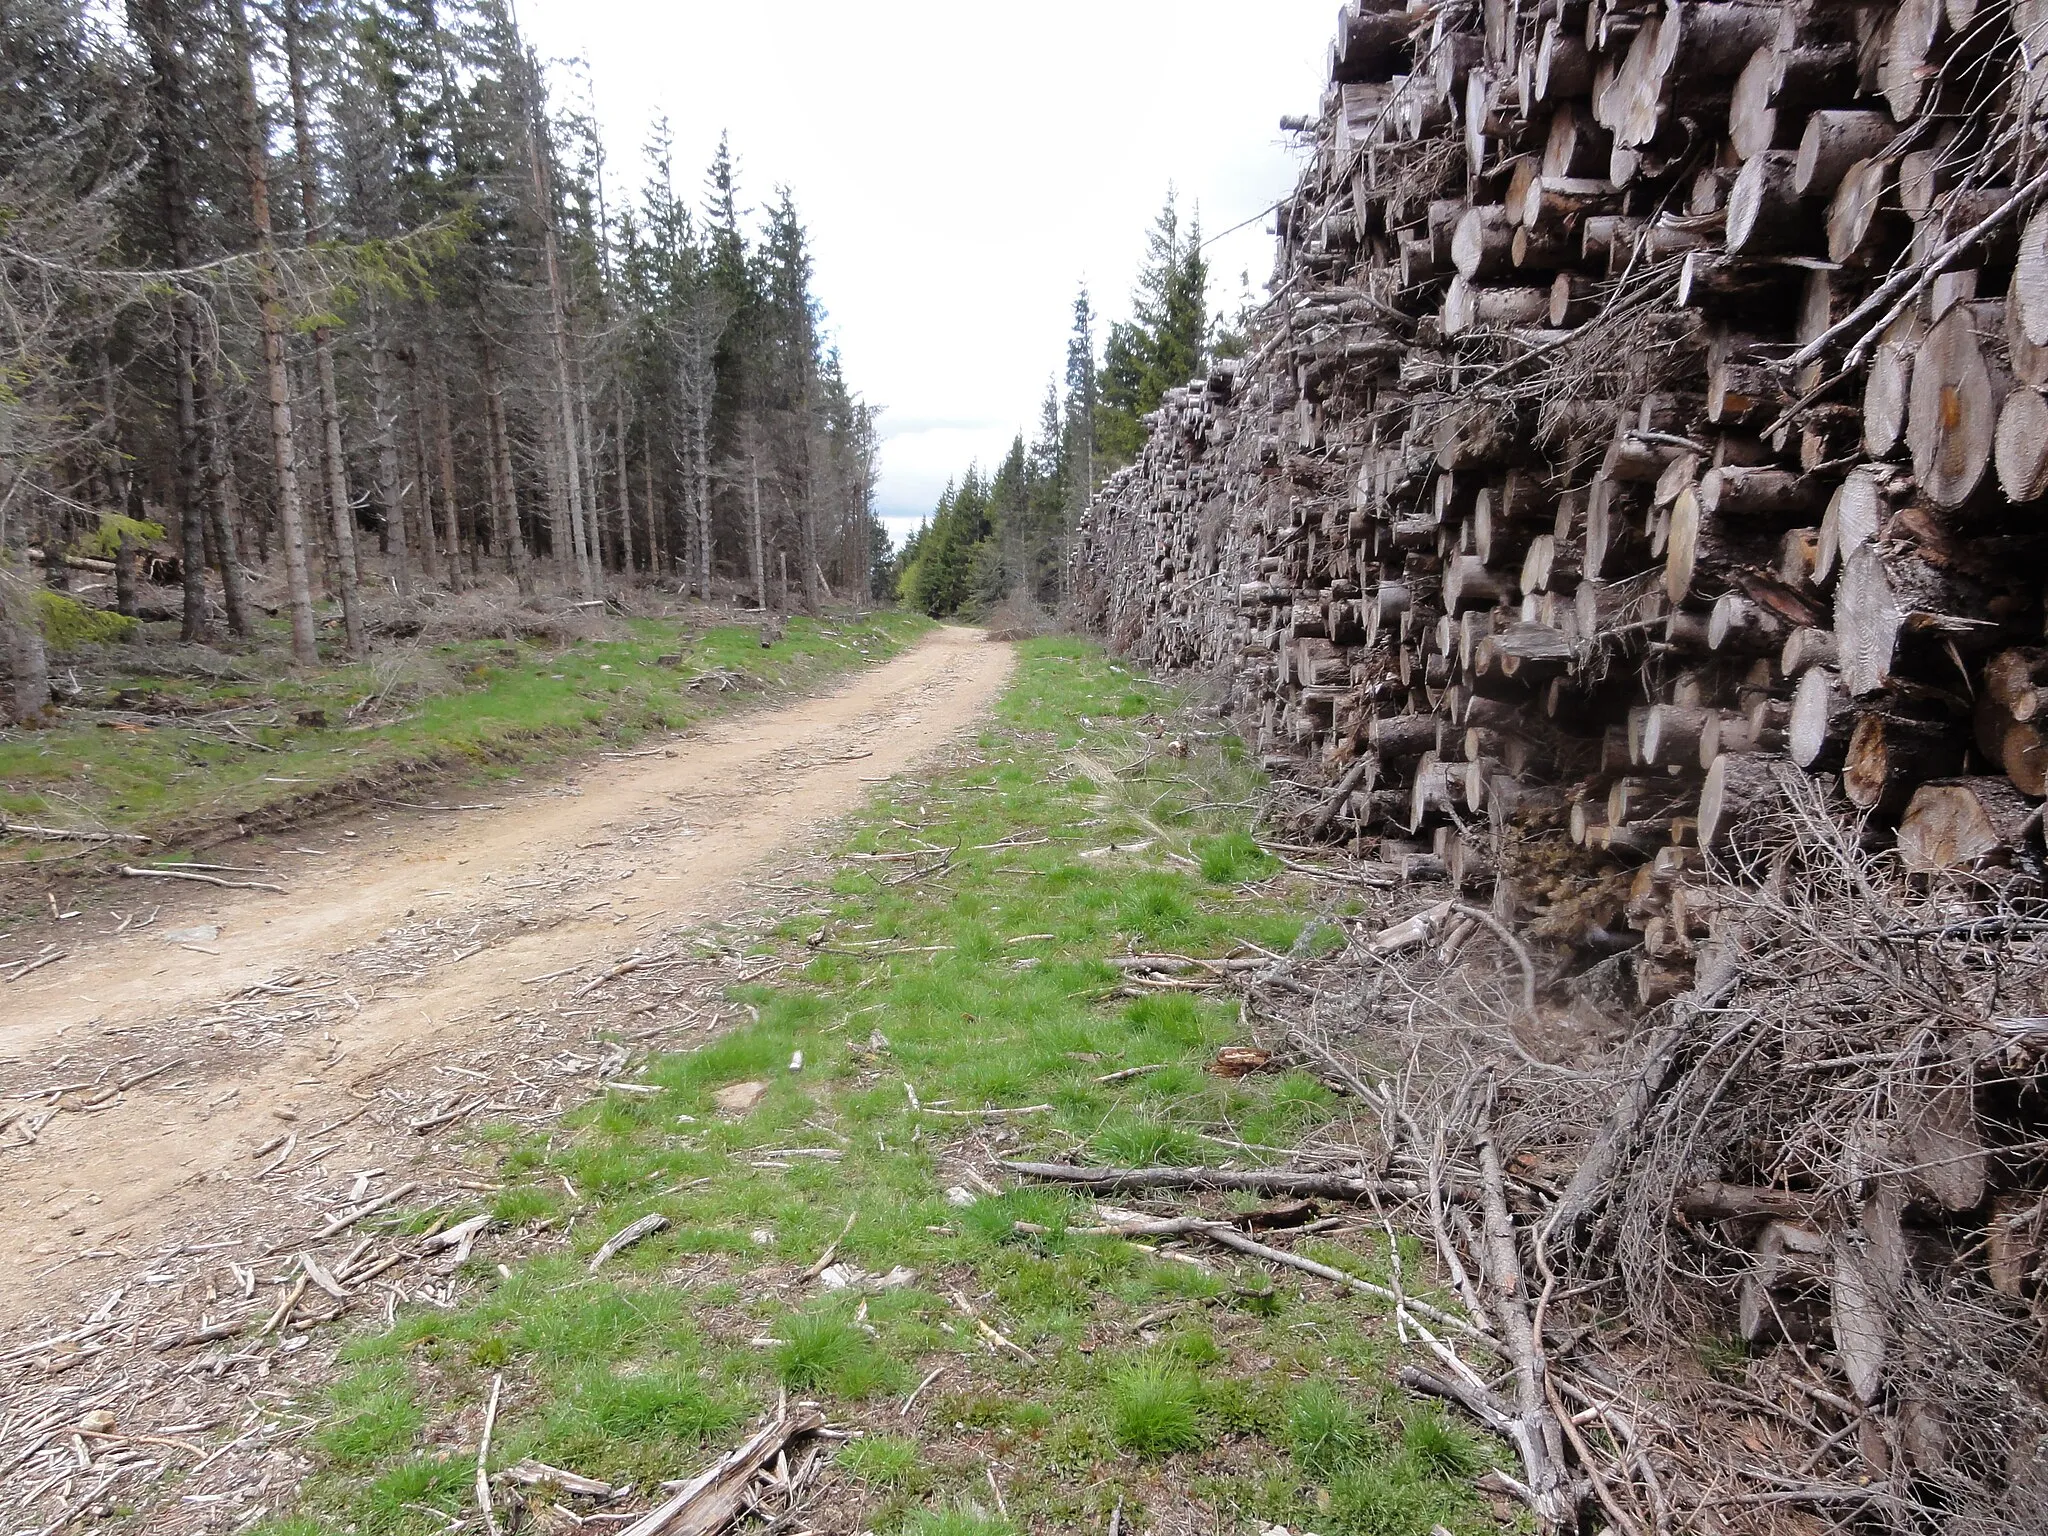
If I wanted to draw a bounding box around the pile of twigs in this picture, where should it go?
[1246,770,2048,1533]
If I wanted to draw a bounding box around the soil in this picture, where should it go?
[0,625,1013,1332]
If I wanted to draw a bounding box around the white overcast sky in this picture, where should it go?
[518,0,1336,544]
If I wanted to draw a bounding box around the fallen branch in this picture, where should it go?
[617,1403,827,1536]
[1784,164,2048,373]
[919,1102,1054,1118]
[950,1287,1035,1364]
[504,1459,616,1498]
[590,1213,669,1272]
[1307,755,1374,838]
[999,1159,1425,1202]
[476,1373,503,1536]
[1104,954,1268,974]
[0,820,149,843]
[800,1210,858,1283]
[1199,1225,1501,1353]
[3,951,66,982]
[120,865,288,894]
[300,1180,420,1245]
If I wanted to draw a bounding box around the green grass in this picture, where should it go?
[1287,1380,1375,1481]
[1107,1358,1208,1455]
[244,636,1499,1536]
[0,610,929,850]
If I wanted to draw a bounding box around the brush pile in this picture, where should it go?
[1068,0,2048,1527]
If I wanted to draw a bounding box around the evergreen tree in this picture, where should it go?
[1063,286,1097,514]
[1097,190,1208,465]
[0,0,885,702]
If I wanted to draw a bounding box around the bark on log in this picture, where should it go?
[1730,151,1823,255]
[1863,312,1922,456]
[1700,751,1785,854]
[1795,110,1895,198]
[1844,711,1966,816]
[1827,158,1908,267]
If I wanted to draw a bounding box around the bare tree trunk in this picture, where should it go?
[171,309,208,640]
[748,450,766,613]
[112,531,136,617]
[226,0,318,664]
[281,0,362,653]
[643,442,661,579]
[97,349,130,514]
[367,324,409,594]
[513,59,595,600]
[577,368,598,581]
[292,350,336,601]
[692,395,713,600]
[403,350,446,588]
[479,334,534,596]
[430,361,466,593]
[1,555,50,726]
[130,0,210,643]
[797,447,821,614]
[198,365,251,636]
[614,391,635,580]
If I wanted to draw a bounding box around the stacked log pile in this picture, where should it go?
[1073,0,2048,1521]
[1075,0,2048,983]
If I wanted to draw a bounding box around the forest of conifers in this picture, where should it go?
[0,0,883,718]
[893,197,1229,621]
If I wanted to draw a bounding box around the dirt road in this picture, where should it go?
[0,626,1012,1329]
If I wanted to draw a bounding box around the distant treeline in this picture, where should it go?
[894,195,1234,619]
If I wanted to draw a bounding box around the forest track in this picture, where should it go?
[0,625,1012,1330]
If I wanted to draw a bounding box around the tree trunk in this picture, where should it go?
[406,361,439,583]
[171,309,208,641]
[367,327,410,594]
[198,365,251,637]
[0,556,50,726]
[479,335,534,597]
[513,47,595,601]
[226,0,318,665]
[1844,712,1966,816]
[431,361,466,593]
[282,0,361,652]
[573,362,602,581]
[130,0,211,644]
[643,452,662,580]
[748,450,767,612]
[615,391,635,580]
[1795,110,1894,198]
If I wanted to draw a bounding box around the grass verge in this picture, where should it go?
[0,611,930,853]
[249,638,1503,1536]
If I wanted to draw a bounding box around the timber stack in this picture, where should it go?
[1075,0,2048,975]
[1073,0,2048,1511]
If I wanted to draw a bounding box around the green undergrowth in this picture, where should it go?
[0,611,929,848]
[252,638,1501,1536]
